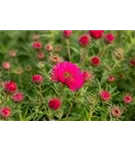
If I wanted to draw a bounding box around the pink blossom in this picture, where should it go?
[51,61,84,91]
[12,92,24,102]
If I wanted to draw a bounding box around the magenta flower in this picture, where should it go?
[12,92,24,103]
[100,90,111,101]
[0,107,11,118]
[32,74,43,84]
[123,95,132,104]
[51,61,84,91]
[4,81,18,94]
[105,33,115,43]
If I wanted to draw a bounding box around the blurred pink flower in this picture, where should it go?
[32,41,42,49]
[9,50,16,57]
[2,61,11,70]
[105,33,115,43]
[89,30,104,39]
[111,106,122,118]
[32,74,43,84]
[108,75,115,82]
[0,107,11,118]
[83,71,92,82]
[4,81,18,94]
[123,95,132,104]
[48,98,61,110]
[63,30,72,38]
[79,34,90,47]
[12,92,24,102]
[37,52,45,60]
[45,44,53,52]
[100,90,111,101]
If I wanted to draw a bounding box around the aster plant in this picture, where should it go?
[0,30,135,121]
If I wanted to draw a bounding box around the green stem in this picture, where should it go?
[66,92,78,119]
[82,47,88,66]
[37,84,44,103]
[4,94,10,103]
[80,47,84,64]
[17,104,23,121]
[19,74,23,89]
[89,104,94,121]
[98,45,108,58]
[66,103,73,119]
[66,39,71,61]
[6,71,10,80]
[60,83,64,99]
[80,46,89,66]
[89,111,93,121]
[112,60,121,70]
[19,112,24,121]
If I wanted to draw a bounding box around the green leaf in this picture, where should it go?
[70,46,80,54]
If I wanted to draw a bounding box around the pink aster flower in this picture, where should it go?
[51,61,84,91]
[4,81,18,94]
[12,92,24,103]
[0,107,11,118]
[105,33,115,44]
[83,71,92,82]
[123,94,132,104]
[100,90,111,101]
[63,30,72,38]
[48,98,61,110]
[32,74,43,84]
[108,75,115,82]
[2,61,11,70]
[32,41,42,49]
[111,106,122,118]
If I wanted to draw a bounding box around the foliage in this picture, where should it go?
[0,30,135,121]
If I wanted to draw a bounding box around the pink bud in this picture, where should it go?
[37,52,45,60]
[0,107,11,118]
[12,92,24,103]
[83,71,92,82]
[2,62,11,70]
[111,106,122,118]
[9,50,16,57]
[123,95,132,104]
[63,30,72,38]
[32,41,42,49]
[4,81,18,94]
[32,74,43,84]
[100,90,111,101]
[45,44,53,52]
[108,75,115,82]
[105,33,115,44]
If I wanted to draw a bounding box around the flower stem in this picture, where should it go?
[19,112,23,121]
[83,48,88,66]
[66,39,71,61]
[17,104,23,121]
[66,103,73,119]
[60,83,64,98]
[66,92,78,119]
[98,45,108,58]
[112,60,121,70]
[80,47,84,64]
[38,84,44,103]
[80,46,88,66]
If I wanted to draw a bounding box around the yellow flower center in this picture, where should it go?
[64,72,73,80]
